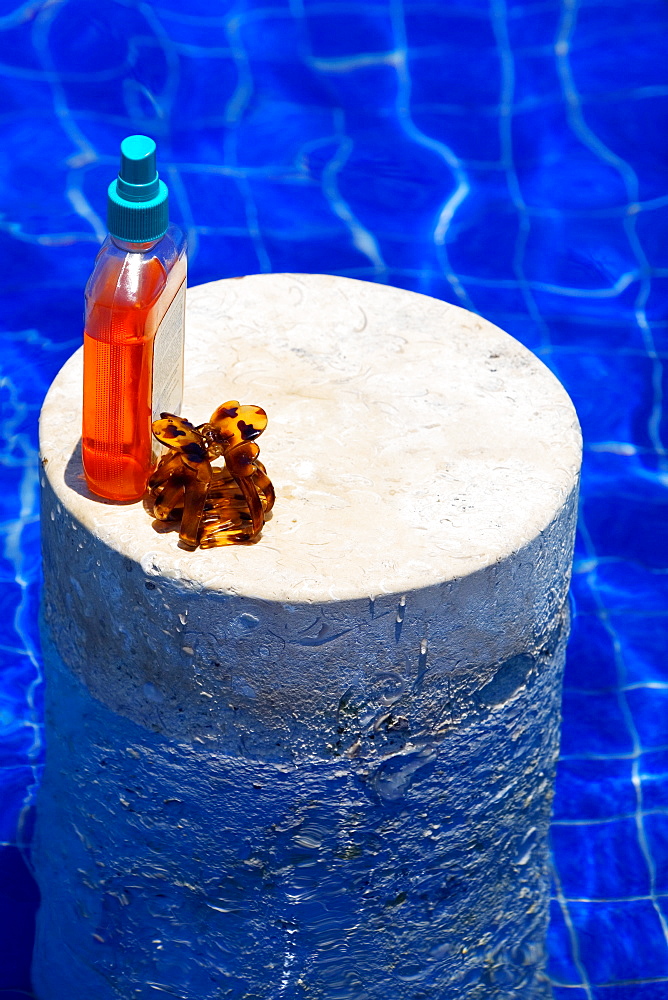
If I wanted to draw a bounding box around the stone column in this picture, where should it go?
[33,274,581,999]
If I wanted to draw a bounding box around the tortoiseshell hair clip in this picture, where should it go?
[147,401,275,551]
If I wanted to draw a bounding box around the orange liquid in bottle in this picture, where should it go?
[82,243,185,502]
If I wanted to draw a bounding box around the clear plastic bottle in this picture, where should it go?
[82,136,187,503]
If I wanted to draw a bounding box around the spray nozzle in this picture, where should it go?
[107,134,169,242]
[116,135,160,202]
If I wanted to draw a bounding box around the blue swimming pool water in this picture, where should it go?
[1,0,667,995]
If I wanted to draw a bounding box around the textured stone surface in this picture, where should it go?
[33,274,581,998]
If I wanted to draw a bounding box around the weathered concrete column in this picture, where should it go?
[33,274,581,999]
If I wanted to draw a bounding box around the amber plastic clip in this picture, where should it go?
[148,401,275,550]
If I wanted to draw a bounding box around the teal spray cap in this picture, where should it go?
[107,135,169,243]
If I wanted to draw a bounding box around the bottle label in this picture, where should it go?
[152,277,186,425]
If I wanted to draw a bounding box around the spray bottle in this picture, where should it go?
[82,135,187,502]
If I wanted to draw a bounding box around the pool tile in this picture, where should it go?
[0,731,37,774]
[574,0,668,40]
[337,128,460,233]
[0,642,40,695]
[547,897,585,986]
[384,269,447,302]
[570,898,668,982]
[560,689,634,757]
[512,104,628,208]
[554,352,658,449]
[578,95,668,203]
[531,279,640,326]
[240,9,306,65]
[0,120,84,240]
[570,18,668,94]
[570,569,602,617]
[369,236,438,272]
[235,103,334,169]
[0,465,31,526]
[0,677,38,770]
[179,172,250,231]
[303,10,394,58]
[612,614,668,688]
[0,76,53,126]
[173,54,243,123]
[0,585,23,640]
[646,276,668,323]
[626,687,668,751]
[405,8,496,51]
[654,321,668,354]
[54,2,170,117]
[0,19,44,72]
[0,542,21,586]
[439,169,521,281]
[580,451,668,503]
[170,123,226,166]
[260,231,373,275]
[0,846,39,993]
[513,51,563,108]
[643,814,668,893]
[593,561,668,615]
[553,757,636,822]
[449,208,520,282]
[0,279,81,352]
[251,176,352,236]
[594,984,668,1000]
[0,767,34,843]
[639,750,668,812]
[507,7,562,50]
[551,818,650,899]
[547,317,646,352]
[185,0,268,10]
[581,494,668,570]
[637,205,668,273]
[661,365,668,446]
[240,23,340,107]
[412,108,502,163]
[408,42,501,107]
[465,285,535,320]
[563,612,618,692]
[47,0,147,74]
[523,215,637,290]
[149,15,229,50]
[325,65,403,112]
[188,232,266,285]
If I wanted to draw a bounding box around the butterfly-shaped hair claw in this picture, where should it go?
[148,401,274,550]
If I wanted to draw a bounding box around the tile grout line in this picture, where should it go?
[489,0,552,351]
[288,0,390,281]
[551,860,595,998]
[390,0,475,309]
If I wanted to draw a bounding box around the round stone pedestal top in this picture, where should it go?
[40,273,581,603]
